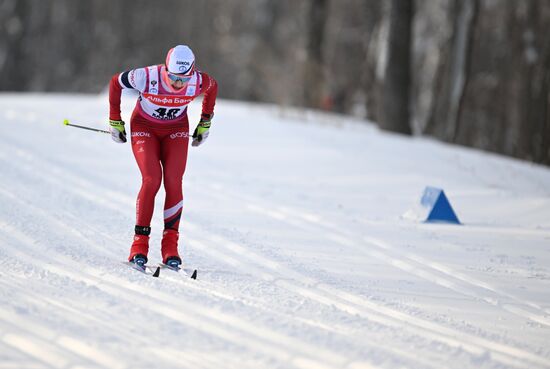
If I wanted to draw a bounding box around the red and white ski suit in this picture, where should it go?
[109,65,217,231]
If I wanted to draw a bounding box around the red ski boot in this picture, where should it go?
[161,229,182,267]
[128,234,150,263]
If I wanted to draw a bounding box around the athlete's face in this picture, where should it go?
[171,79,185,89]
[167,71,191,89]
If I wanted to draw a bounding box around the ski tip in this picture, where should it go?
[191,269,197,280]
[63,119,69,126]
[152,267,160,277]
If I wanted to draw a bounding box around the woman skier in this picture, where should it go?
[108,45,218,268]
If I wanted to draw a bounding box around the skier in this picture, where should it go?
[108,45,218,269]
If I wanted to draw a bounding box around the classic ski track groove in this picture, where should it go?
[231,189,550,327]
[178,182,550,357]
[5,186,544,368]
[0,214,424,369]
[0,157,478,366]
[0,181,395,363]
[265,203,550,327]
[0,165,362,338]
[0,340,43,369]
[0,225,362,369]
[2,128,550,368]
[0,275,135,369]
[184,190,550,365]
[184,226,550,368]
[0,278,225,369]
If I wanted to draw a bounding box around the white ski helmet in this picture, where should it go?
[165,45,195,75]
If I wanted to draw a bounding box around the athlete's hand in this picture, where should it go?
[109,119,127,143]
[192,114,212,147]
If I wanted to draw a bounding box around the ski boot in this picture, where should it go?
[162,229,182,268]
[131,254,148,267]
[166,256,182,269]
[128,226,151,263]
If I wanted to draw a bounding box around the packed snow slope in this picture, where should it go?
[1,93,550,369]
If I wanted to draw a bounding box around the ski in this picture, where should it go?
[122,261,160,277]
[159,263,197,280]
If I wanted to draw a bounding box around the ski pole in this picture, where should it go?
[63,119,110,134]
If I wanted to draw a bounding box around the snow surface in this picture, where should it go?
[1,93,550,369]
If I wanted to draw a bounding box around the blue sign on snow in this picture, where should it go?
[420,187,461,224]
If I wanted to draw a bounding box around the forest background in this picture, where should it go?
[1,0,548,165]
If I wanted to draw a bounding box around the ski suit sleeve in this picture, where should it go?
[199,72,218,118]
[109,68,147,121]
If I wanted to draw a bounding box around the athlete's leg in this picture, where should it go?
[159,124,189,263]
[160,125,189,231]
[128,119,162,262]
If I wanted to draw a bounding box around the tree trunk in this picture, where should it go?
[379,0,413,135]
[425,0,478,140]
[362,2,384,122]
[452,0,550,165]
[304,0,329,109]
[0,0,29,91]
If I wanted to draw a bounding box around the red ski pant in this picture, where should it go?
[130,111,189,231]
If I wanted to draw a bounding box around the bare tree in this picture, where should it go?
[0,0,29,91]
[3,0,550,166]
[427,0,550,165]
[379,0,413,135]
[425,0,478,140]
[362,2,384,122]
[303,0,329,109]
